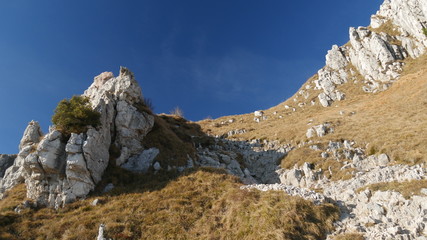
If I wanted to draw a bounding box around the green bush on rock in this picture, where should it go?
[52,95,100,135]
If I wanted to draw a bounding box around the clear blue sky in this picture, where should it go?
[0,0,382,154]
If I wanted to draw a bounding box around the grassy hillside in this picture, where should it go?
[0,168,339,240]
[199,54,427,167]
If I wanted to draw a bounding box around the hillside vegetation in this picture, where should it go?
[0,168,339,240]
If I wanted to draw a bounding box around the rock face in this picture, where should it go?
[0,121,43,198]
[0,67,154,207]
[312,0,427,106]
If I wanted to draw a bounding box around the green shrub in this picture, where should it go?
[52,95,100,135]
[423,28,427,37]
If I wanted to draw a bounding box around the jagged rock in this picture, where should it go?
[84,67,154,167]
[318,92,332,107]
[19,120,43,151]
[121,148,159,173]
[1,68,155,207]
[254,110,264,117]
[326,45,348,70]
[313,0,427,107]
[0,121,43,198]
[0,154,16,178]
[306,128,315,138]
[278,162,325,189]
[306,123,333,138]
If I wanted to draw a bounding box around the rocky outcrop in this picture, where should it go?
[306,123,333,138]
[0,121,42,198]
[121,147,159,173]
[312,0,427,106]
[83,67,154,167]
[195,138,291,184]
[0,68,154,207]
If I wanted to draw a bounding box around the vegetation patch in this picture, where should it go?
[52,95,100,135]
[141,114,212,167]
[369,20,401,36]
[357,179,427,199]
[0,168,339,240]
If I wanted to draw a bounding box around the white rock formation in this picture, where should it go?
[0,67,154,207]
[306,123,333,138]
[0,121,43,198]
[121,147,159,173]
[313,0,427,106]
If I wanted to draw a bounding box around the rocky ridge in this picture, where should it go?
[301,0,427,107]
[0,67,154,208]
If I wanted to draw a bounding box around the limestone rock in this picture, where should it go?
[121,148,159,173]
[312,0,427,107]
[2,67,155,207]
[84,67,154,167]
[254,110,264,117]
[326,45,348,70]
[0,121,43,198]
[19,120,43,151]
[306,123,333,138]
[278,162,324,189]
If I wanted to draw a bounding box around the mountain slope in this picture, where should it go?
[199,53,427,166]
[0,0,426,239]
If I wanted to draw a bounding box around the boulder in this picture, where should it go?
[254,111,264,117]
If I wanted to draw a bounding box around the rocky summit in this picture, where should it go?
[0,0,426,239]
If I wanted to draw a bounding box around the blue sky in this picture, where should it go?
[0,0,382,154]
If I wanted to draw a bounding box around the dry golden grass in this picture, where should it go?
[369,20,401,36]
[198,54,427,168]
[0,168,339,240]
[333,233,365,240]
[141,114,212,167]
[357,179,427,199]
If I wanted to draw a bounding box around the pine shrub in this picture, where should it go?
[52,95,100,135]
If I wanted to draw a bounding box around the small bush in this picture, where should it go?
[170,106,184,117]
[52,95,101,135]
[423,28,427,37]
